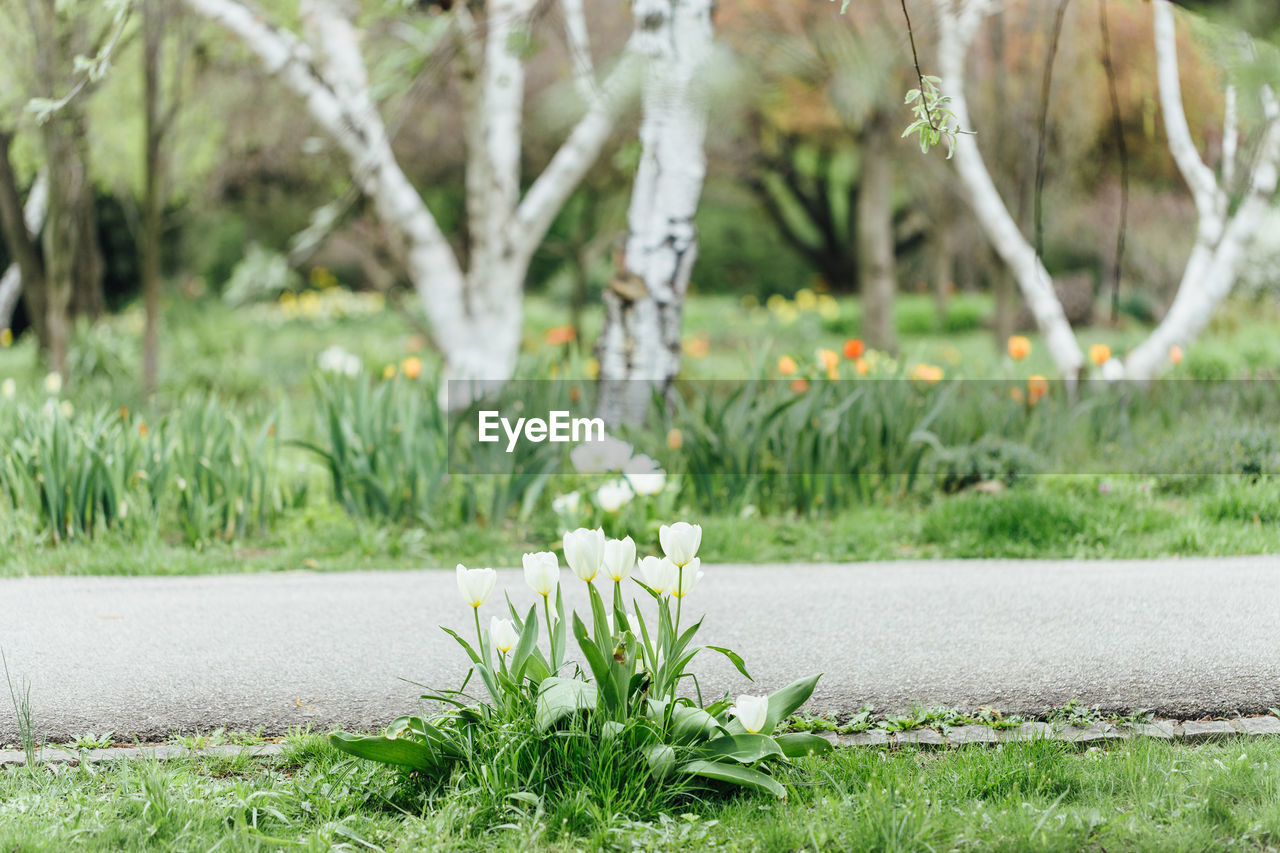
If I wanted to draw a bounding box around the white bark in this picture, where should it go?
[1122,1,1280,380]
[932,0,1085,380]
[0,169,48,330]
[183,0,632,395]
[597,0,713,425]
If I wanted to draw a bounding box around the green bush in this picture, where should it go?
[930,436,1042,494]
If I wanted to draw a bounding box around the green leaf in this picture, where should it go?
[650,699,725,744]
[766,673,822,731]
[535,676,598,731]
[773,732,835,758]
[329,732,444,772]
[510,605,540,681]
[706,645,753,681]
[679,759,785,798]
[701,733,785,764]
[572,614,615,706]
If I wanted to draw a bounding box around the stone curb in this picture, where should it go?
[5,718,1280,767]
[0,743,285,767]
[811,718,1280,750]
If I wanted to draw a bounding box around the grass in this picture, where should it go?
[2,475,1276,577]
[6,733,1280,850]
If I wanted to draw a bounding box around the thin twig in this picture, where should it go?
[1098,0,1129,323]
[1034,0,1072,260]
[899,0,935,130]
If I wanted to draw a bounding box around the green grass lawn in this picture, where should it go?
[5,734,1280,851]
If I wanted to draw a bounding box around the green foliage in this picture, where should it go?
[901,76,969,158]
[931,435,1042,494]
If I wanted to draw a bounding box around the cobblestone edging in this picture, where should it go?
[814,716,1280,749]
[4,717,1280,767]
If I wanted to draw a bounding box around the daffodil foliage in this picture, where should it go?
[331,523,830,799]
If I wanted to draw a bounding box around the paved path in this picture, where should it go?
[1,557,1278,743]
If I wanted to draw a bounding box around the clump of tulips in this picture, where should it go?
[333,521,829,799]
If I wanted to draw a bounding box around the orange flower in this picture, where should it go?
[1009,387,1025,404]
[685,334,711,359]
[817,348,839,372]
[854,357,869,376]
[1169,345,1183,365]
[1027,375,1049,405]
[910,363,944,385]
[1007,335,1031,361]
[1089,343,1112,366]
[777,355,798,376]
[790,378,810,393]
[401,356,423,380]
[119,406,130,420]
[667,428,683,451]
[569,385,581,403]
[843,338,865,360]
[138,422,148,437]
[545,325,577,346]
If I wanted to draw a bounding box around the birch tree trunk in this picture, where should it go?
[1121,0,1280,380]
[597,0,713,426]
[0,169,47,333]
[184,0,633,401]
[932,0,1085,381]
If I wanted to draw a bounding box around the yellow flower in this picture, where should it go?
[910,363,944,384]
[382,364,397,380]
[1007,335,1031,361]
[43,372,62,395]
[817,294,840,320]
[816,348,839,372]
[1089,343,1112,366]
[0,328,11,347]
[794,288,817,311]
[585,357,599,379]
[854,357,869,377]
[777,355,798,376]
[400,356,423,380]
[667,428,683,451]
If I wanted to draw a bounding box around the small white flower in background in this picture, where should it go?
[638,555,678,596]
[490,617,519,653]
[43,371,62,395]
[623,454,666,496]
[670,557,703,599]
[729,695,770,734]
[317,345,362,377]
[118,501,129,521]
[602,536,636,582]
[551,491,581,515]
[176,477,188,492]
[1,378,14,399]
[456,564,496,608]
[522,551,560,597]
[659,522,702,567]
[564,527,606,582]
[595,478,634,513]
[569,434,633,473]
[1100,358,1125,382]
[59,400,74,418]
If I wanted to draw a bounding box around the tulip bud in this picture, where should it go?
[563,528,606,582]
[490,617,519,654]
[670,558,703,599]
[638,555,678,595]
[456,564,497,608]
[522,551,560,597]
[602,536,636,582]
[729,694,770,734]
[659,522,702,567]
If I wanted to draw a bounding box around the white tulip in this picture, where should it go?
[563,528,606,582]
[659,522,702,567]
[490,617,519,653]
[1101,357,1126,382]
[623,454,667,496]
[1,378,14,399]
[43,371,61,395]
[595,479,634,513]
[551,491,581,515]
[638,555,678,596]
[670,558,703,599]
[729,695,770,734]
[317,345,362,377]
[602,537,636,582]
[522,551,560,597]
[456,564,496,608]
[569,434,633,473]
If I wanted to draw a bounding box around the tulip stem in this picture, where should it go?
[473,608,484,662]
[543,594,555,671]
